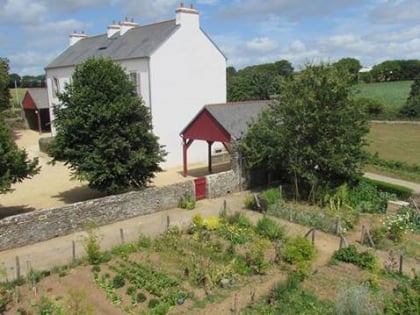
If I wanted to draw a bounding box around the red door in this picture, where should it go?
[194,177,207,200]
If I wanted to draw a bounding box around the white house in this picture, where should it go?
[45,3,227,167]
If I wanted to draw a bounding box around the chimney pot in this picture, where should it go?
[190,4,194,9]
[180,2,184,7]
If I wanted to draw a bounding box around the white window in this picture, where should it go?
[53,77,60,97]
[129,71,141,96]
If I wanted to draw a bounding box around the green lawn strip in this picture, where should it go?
[367,123,420,165]
[355,81,412,109]
[365,164,420,184]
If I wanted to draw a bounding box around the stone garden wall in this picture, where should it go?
[0,170,242,251]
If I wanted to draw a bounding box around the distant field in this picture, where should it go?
[355,80,412,109]
[9,88,27,106]
[367,122,420,164]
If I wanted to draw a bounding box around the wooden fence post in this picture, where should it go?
[399,255,403,274]
[166,216,170,231]
[72,240,76,263]
[15,256,20,279]
[120,228,125,244]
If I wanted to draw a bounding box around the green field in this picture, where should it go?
[355,80,412,109]
[366,122,420,182]
[9,88,27,107]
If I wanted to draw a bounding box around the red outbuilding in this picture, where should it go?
[21,88,51,133]
[180,100,269,176]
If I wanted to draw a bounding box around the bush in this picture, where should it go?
[178,193,196,210]
[335,283,384,315]
[348,179,396,213]
[332,245,378,271]
[260,188,282,206]
[283,236,316,265]
[136,292,147,303]
[111,274,125,289]
[38,137,54,155]
[355,97,386,119]
[226,212,253,228]
[362,177,413,200]
[255,216,286,241]
[148,298,160,308]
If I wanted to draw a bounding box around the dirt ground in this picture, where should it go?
[0,129,229,217]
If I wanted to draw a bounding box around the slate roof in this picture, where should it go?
[46,19,179,69]
[204,100,270,140]
[26,88,49,109]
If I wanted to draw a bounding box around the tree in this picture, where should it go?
[227,59,293,101]
[400,77,420,118]
[0,116,39,193]
[240,64,369,199]
[0,58,11,111]
[334,58,362,83]
[49,58,166,194]
[8,73,21,88]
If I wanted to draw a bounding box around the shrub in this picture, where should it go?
[178,193,196,210]
[283,236,316,265]
[335,283,384,315]
[332,245,378,271]
[283,236,316,278]
[348,179,395,213]
[227,212,253,228]
[83,221,102,265]
[136,292,147,303]
[126,286,136,295]
[111,274,125,289]
[362,177,413,200]
[260,188,282,206]
[148,298,160,308]
[255,216,286,241]
[355,97,386,119]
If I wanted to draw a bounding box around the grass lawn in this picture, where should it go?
[366,122,420,183]
[367,122,420,164]
[9,88,27,107]
[355,80,412,109]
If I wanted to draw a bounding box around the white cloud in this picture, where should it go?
[369,0,420,23]
[0,0,47,24]
[9,51,57,75]
[246,37,277,52]
[121,0,179,18]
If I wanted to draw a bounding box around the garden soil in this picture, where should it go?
[1,129,419,314]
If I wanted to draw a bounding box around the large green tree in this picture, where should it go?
[334,57,362,83]
[0,117,39,194]
[49,58,166,194]
[227,59,293,102]
[0,58,11,111]
[400,77,420,118]
[240,64,369,199]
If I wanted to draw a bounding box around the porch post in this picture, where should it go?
[207,141,214,174]
[183,138,188,177]
[35,109,42,134]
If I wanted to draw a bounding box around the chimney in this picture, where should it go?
[175,2,199,28]
[120,17,139,35]
[69,31,87,46]
[107,20,120,38]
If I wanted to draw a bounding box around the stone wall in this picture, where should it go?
[0,170,243,251]
[0,181,194,251]
[207,170,243,198]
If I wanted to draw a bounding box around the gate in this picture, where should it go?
[194,177,207,200]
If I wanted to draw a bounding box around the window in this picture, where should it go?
[53,77,60,97]
[129,71,141,96]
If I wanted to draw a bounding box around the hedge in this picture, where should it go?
[361,178,413,200]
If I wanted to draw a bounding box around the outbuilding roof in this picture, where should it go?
[203,100,270,140]
[46,19,179,69]
[24,88,49,109]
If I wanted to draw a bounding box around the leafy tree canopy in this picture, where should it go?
[240,63,369,199]
[333,57,362,83]
[227,59,293,102]
[0,116,39,194]
[0,58,11,111]
[400,77,420,118]
[49,58,166,194]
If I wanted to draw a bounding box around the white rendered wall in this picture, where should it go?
[46,59,150,135]
[150,25,227,167]
[46,66,74,135]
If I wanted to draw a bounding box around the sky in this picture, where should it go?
[1,0,419,75]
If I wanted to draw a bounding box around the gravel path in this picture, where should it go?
[364,172,420,194]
